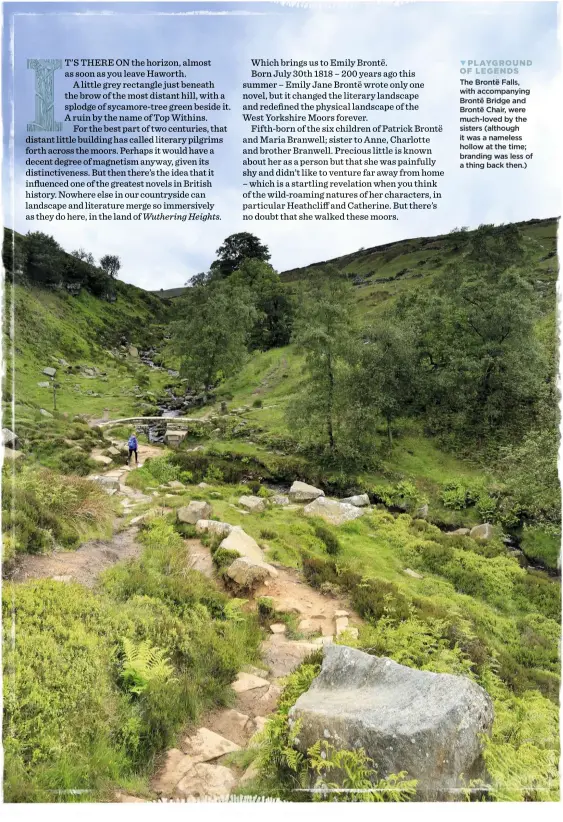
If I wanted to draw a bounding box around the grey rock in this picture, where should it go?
[404,567,424,579]
[225,556,277,589]
[2,428,18,448]
[238,494,266,513]
[177,500,212,524]
[415,504,429,519]
[290,645,494,801]
[341,494,370,508]
[37,381,51,388]
[42,367,56,377]
[39,408,53,418]
[220,527,267,565]
[449,528,471,537]
[3,447,23,461]
[195,519,232,539]
[289,481,325,503]
[303,496,365,526]
[271,494,290,506]
[470,523,494,541]
[90,475,120,492]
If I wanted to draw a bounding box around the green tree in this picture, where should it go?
[172,279,256,388]
[350,322,418,448]
[100,254,121,279]
[288,268,355,456]
[210,232,270,279]
[24,232,62,286]
[71,248,95,266]
[395,224,543,444]
[230,258,293,350]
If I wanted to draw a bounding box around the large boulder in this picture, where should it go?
[178,500,212,525]
[238,495,266,513]
[303,496,365,526]
[340,494,370,508]
[289,481,325,503]
[219,526,265,565]
[470,523,494,541]
[225,556,277,589]
[289,645,494,801]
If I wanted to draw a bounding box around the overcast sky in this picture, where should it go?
[3,1,559,290]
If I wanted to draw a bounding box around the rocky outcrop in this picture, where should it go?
[178,500,212,525]
[341,494,370,508]
[303,496,365,526]
[289,481,324,503]
[289,645,494,801]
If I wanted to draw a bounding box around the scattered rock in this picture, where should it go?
[42,367,56,377]
[335,616,349,635]
[128,346,139,358]
[232,672,270,693]
[470,523,494,541]
[178,500,212,525]
[270,623,287,635]
[107,446,120,456]
[238,495,266,513]
[130,514,146,525]
[225,557,277,589]
[37,381,50,388]
[167,480,185,489]
[404,568,424,579]
[289,480,325,503]
[449,528,471,536]
[90,475,120,492]
[175,763,235,800]
[415,504,429,519]
[303,496,365,526]
[290,645,494,801]
[271,494,290,506]
[198,482,211,489]
[195,519,232,539]
[39,409,53,418]
[341,494,370,507]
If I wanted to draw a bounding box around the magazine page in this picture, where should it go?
[1,0,561,814]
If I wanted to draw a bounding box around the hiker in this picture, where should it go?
[128,431,138,466]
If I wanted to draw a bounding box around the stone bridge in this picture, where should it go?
[99,416,210,446]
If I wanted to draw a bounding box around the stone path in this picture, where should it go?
[145,545,361,802]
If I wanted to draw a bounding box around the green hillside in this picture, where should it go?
[2,220,560,803]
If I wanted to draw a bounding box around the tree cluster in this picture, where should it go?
[173,233,294,387]
[2,229,121,299]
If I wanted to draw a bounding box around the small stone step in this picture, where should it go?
[335,616,349,635]
[175,763,236,800]
[231,672,270,693]
[207,709,251,747]
[269,623,286,634]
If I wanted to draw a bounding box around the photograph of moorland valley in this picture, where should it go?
[1,216,560,802]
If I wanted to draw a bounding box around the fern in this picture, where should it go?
[120,638,175,696]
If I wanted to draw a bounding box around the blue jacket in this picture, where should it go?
[128,435,138,450]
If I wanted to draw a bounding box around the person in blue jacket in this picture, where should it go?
[128,431,138,466]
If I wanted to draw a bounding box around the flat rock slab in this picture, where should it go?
[180,727,240,761]
[206,708,251,747]
[195,519,232,539]
[220,527,266,565]
[178,500,212,524]
[152,747,194,794]
[262,636,319,678]
[303,496,365,526]
[176,763,236,800]
[290,645,494,801]
[232,672,270,693]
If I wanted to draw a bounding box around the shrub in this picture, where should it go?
[311,521,341,556]
[252,398,263,408]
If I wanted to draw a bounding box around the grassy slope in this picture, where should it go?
[5,281,176,420]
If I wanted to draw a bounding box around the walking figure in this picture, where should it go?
[128,431,138,466]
